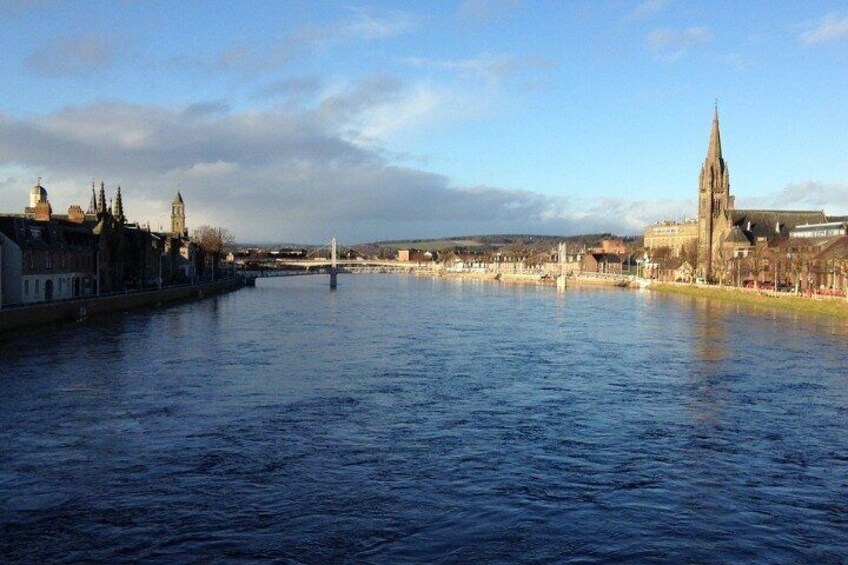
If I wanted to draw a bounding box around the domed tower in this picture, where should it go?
[171,191,187,237]
[30,179,48,208]
[27,178,52,221]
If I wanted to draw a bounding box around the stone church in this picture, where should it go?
[696,108,825,280]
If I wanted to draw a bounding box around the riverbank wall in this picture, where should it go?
[650,282,848,319]
[0,277,245,335]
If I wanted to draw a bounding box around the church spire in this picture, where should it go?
[98,181,107,213]
[113,185,125,223]
[707,103,722,162]
[87,181,97,214]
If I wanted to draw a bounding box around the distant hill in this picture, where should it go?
[349,233,643,259]
[237,233,645,259]
[367,233,639,249]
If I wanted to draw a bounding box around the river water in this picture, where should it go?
[1,275,847,563]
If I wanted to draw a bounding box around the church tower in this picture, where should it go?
[171,191,187,237]
[697,106,732,280]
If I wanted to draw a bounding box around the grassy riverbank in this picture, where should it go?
[651,283,848,319]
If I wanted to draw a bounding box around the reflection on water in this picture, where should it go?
[1,276,847,563]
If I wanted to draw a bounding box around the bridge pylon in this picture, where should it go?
[557,242,567,290]
[330,237,338,290]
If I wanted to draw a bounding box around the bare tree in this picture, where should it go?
[681,241,699,272]
[193,225,235,255]
[193,225,235,279]
[712,249,731,287]
[787,248,809,294]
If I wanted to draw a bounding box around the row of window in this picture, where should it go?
[23,276,85,299]
[24,251,92,272]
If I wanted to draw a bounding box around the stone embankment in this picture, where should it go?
[0,277,245,336]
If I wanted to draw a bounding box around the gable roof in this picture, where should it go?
[729,209,826,240]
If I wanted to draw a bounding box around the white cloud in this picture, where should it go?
[741,181,848,213]
[457,0,521,23]
[0,95,659,243]
[630,0,672,20]
[799,13,848,45]
[403,53,556,87]
[184,161,241,178]
[648,26,712,62]
[24,35,134,77]
[294,9,416,47]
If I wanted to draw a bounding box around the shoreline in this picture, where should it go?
[414,270,637,288]
[650,282,848,319]
[0,277,245,337]
[413,270,848,319]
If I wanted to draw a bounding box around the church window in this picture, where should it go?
[24,280,29,296]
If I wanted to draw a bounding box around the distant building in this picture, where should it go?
[644,220,698,256]
[397,249,410,262]
[789,221,847,239]
[171,191,187,238]
[582,253,623,275]
[597,239,627,254]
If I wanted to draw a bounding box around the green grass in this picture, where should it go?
[651,283,848,319]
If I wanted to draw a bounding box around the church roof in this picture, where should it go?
[724,225,753,246]
[173,191,184,205]
[816,236,848,261]
[729,209,827,240]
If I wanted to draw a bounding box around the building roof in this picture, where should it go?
[816,236,848,261]
[173,191,184,205]
[589,252,623,263]
[724,225,753,246]
[729,209,826,240]
[0,215,95,251]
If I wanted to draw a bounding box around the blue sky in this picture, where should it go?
[1,0,847,243]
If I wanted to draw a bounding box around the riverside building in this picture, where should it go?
[0,181,201,307]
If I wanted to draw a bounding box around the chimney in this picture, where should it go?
[68,205,85,223]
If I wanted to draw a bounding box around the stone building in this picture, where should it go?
[1,182,97,304]
[644,220,698,256]
[0,181,201,306]
[581,252,623,275]
[695,108,825,280]
[171,191,187,238]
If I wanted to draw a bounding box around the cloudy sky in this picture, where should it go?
[0,1,846,243]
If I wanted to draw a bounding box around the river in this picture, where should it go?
[1,275,847,562]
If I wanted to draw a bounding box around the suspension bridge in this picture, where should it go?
[238,238,435,289]
[238,239,573,290]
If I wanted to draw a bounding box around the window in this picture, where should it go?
[35,280,40,296]
[24,280,29,296]
[45,252,52,269]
